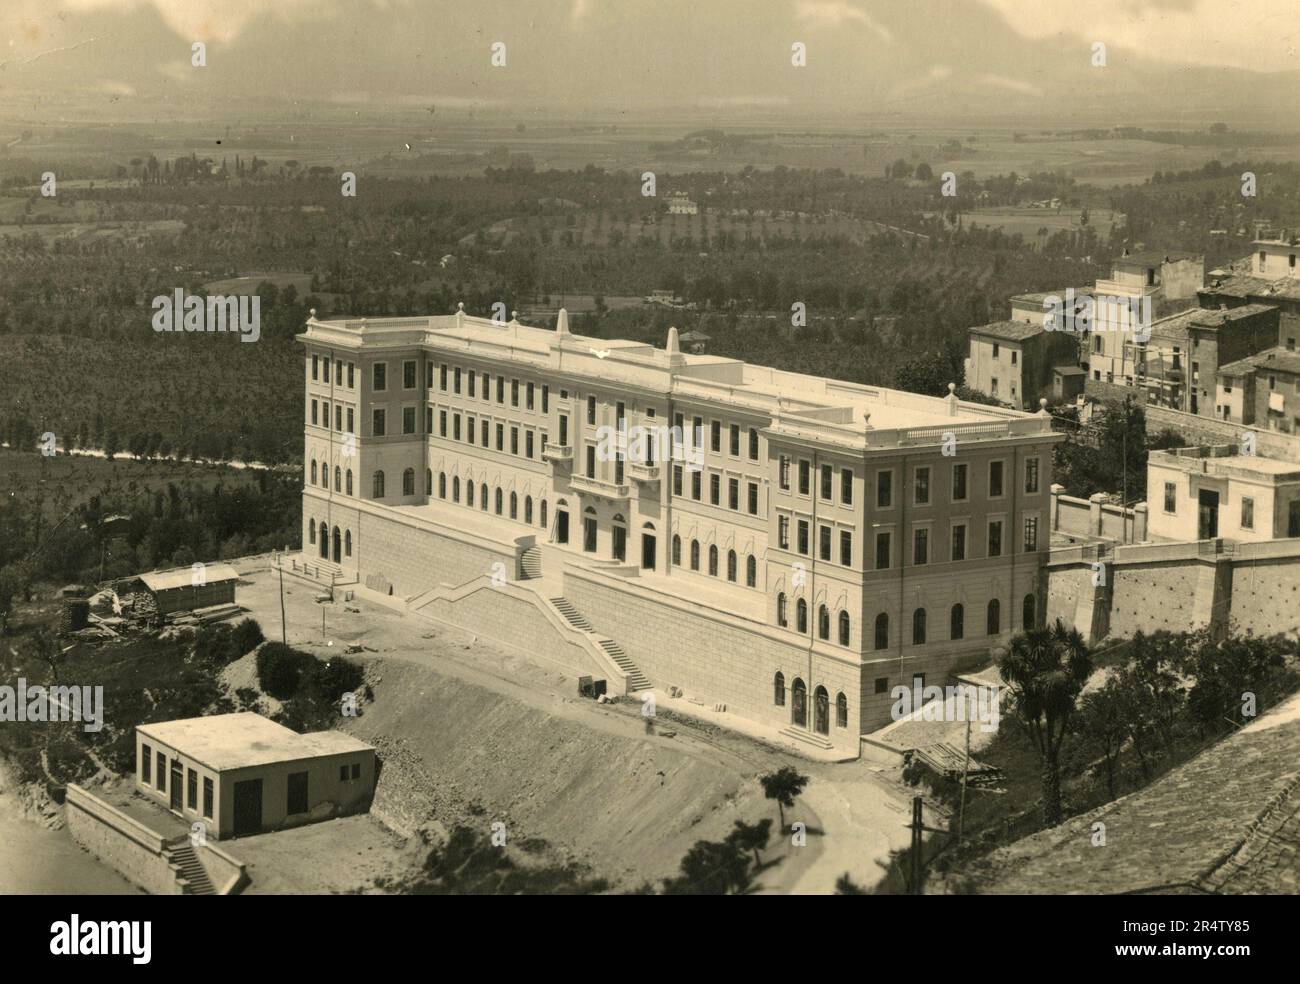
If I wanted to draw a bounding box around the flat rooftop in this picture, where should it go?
[138,712,373,771]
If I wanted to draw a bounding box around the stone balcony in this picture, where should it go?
[542,442,573,465]
[568,473,630,501]
[626,460,661,484]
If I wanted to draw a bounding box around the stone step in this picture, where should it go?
[778,726,835,750]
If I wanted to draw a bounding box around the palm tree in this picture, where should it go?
[727,818,772,868]
[1000,619,1092,825]
[759,766,810,832]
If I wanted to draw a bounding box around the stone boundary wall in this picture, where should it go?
[65,784,182,896]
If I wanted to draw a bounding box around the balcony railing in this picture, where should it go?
[626,460,661,483]
[542,442,573,464]
[569,473,630,500]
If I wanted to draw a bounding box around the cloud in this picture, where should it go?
[976,0,1299,72]
[977,72,1042,97]
[795,1,895,43]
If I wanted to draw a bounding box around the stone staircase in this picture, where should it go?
[519,546,542,579]
[165,842,216,895]
[550,597,651,692]
[779,726,835,751]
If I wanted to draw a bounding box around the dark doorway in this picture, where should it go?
[332,528,341,563]
[233,779,263,836]
[583,516,598,553]
[556,510,569,544]
[287,771,308,816]
[1290,500,1300,538]
[612,525,626,562]
[169,759,183,811]
[791,679,807,728]
[318,523,328,559]
[1198,489,1220,539]
[813,686,829,735]
[641,533,656,571]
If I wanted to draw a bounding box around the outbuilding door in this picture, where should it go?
[287,771,308,816]
[1198,489,1219,539]
[233,779,263,836]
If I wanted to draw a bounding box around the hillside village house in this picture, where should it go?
[299,307,1059,748]
[1147,445,1300,542]
[1200,236,1300,354]
[963,320,1081,409]
[1217,347,1300,432]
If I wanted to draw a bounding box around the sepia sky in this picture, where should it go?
[1,0,1297,122]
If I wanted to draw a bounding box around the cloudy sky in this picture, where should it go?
[1,0,1296,121]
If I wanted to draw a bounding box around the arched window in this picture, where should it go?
[796,598,808,634]
[319,521,328,550]
[451,475,460,502]
[524,496,533,525]
[426,469,432,495]
[481,484,489,510]
[334,466,341,492]
[344,530,352,557]
[1022,593,1036,630]
[690,540,700,570]
[372,470,385,499]
[308,519,316,544]
[838,610,850,647]
[818,604,830,640]
[672,535,682,566]
[951,603,964,641]
[540,500,548,528]
[439,473,447,499]
[987,598,1001,635]
[746,555,757,588]
[777,593,788,627]
[791,678,807,728]
[836,692,848,728]
[774,672,786,706]
[310,459,317,484]
[912,607,927,645]
[404,468,415,496]
[495,488,503,515]
[874,612,889,650]
[708,545,718,576]
[510,491,518,519]
[466,480,475,507]
[346,470,353,496]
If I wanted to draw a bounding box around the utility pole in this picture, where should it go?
[958,713,972,844]
[907,795,950,895]
[278,561,287,645]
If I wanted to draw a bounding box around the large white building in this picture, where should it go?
[299,307,1059,749]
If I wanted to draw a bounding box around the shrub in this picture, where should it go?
[256,642,318,699]
[231,617,265,655]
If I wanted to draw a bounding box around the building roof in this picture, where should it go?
[967,320,1047,342]
[1201,274,1300,302]
[139,563,240,593]
[1144,303,1277,346]
[969,691,1300,894]
[1219,346,1300,377]
[301,308,1056,452]
[138,712,373,771]
[1053,365,1086,376]
[1010,287,1094,305]
[1113,248,1201,267]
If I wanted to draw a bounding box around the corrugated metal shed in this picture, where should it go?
[139,564,239,593]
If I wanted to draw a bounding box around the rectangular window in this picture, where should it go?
[691,470,701,500]
[797,520,809,555]
[510,427,519,456]
[913,527,929,565]
[141,744,151,783]
[1241,497,1254,530]
[729,424,740,456]
[989,461,1004,498]
[778,515,790,550]
[373,362,387,392]
[439,410,447,437]
[798,460,811,496]
[466,416,476,444]
[915,467,930,505]
[840,530,852,566]
[710,473,721,505]
[496,423,504,451]
[819,525,831,561]
[438,364,447,391]
[673,465,683,496]
[403,360,416,390]
[403,407,416,435]
[347,408,354,433]
[779,456,791,491]
[497,376,505,403]
[728,478,739,510]
[372,408,386,437]
[1023,516,1039,552]
[711,420,721,453]
[187,768,197,810]
[951,523,966,562]
[748,427,759,461]
[425,407,432,434]
[482,372,490,400]
[875,531,891,570]
[587,395,597,425]
[988,520,1003,558]
[747,482,759,515]
[692,416,703,451]
[202,777,213,819]
[347,363,354,388]
[820,464,832,501]
[586,445,596,479]
[312,354,319,380]
[877,470,893,508]
[452,413,461,441]
[1025,457,1040,494]
[841,468,853,505]
[1164,483,1176,513]
[526,431,534,459]
[155,751,165,791]
[310,399,318,426]
[952,463,968,501]
[453,367,461,394]
[511,379,520,407]
[542,385,549,414]
[482,422,490,448]
[526,381,535,410]
[468,370,476,398]
[335,405,342,431]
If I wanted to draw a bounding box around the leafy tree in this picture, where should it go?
[759,765,810,832]
[662,837,753,895]
[1000,620,1093,825]
[726,818,772,867]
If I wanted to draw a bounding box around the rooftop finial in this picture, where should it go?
[556,307,570,335]
[667,326,681,354]
[309,307,316,319]
[945,381,959,416]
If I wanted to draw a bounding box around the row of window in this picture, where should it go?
[309,460,353,495]
[670,536,759,587]
[435,470,549,528]
[310,355,356,389]
[671,466,761,514]
[307,521,353,558]
[436,407,547,461]
[669,412,762,463]
[774,515,1041,567]
[775,458,1041,507]
[1162,482,1257,531]
[139,743,213,820]
[773,595,1036,649]
[436,361,552,415]
[772,676,849,734]
[309,398,355,434]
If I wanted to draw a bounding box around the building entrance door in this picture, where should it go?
[332,528,341,563]
[641,534,656,570]
[556,510,569,544]
[583,516,598,553]
[612,525,626,562]
[1198,489,1220,539]
[319,523,328,559]
[233,779,263,836]
[791,679,807,728]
